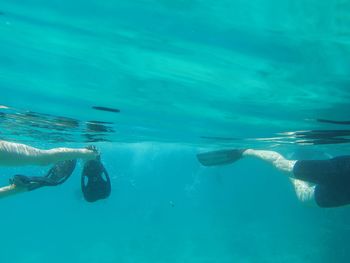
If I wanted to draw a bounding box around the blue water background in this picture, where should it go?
[1,1,350,262]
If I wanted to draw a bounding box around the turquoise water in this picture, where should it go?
[1,1,350,262]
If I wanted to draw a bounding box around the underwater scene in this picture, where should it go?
[1,0,350,262]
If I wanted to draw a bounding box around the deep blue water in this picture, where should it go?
[1,1,350,262]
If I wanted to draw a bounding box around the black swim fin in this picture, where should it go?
[81,158,111,202]
[12,160,77,191]
[197,149,245,166]
[44,159,77,185]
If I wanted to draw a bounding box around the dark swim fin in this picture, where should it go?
[12,160,77,191]
[197,149,245,166]
[44,159,77,185]
[81,159,111,202]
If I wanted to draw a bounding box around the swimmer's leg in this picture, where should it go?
[0,184,27,198]
[242,149,317,205]
[0,160,77,199]
[242,149,297,173]
[198,148,317,205]
[289,178,316,206]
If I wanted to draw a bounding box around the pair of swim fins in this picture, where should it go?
[13,158,111,202]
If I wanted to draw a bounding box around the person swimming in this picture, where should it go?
[197,149,350,208]
[0,140,111,201]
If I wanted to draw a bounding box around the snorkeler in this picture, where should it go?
[197,149,350,208]
[0,140,111,201]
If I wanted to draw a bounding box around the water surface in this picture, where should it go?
[1,1,350,262]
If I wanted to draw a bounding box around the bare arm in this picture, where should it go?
[0,141,97,166]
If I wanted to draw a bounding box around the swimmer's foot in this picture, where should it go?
[197,149,246,166]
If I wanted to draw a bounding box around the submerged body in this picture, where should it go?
[198,149,350,208]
